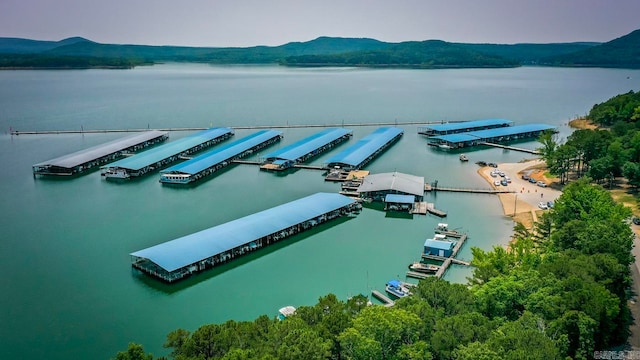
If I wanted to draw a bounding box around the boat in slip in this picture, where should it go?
[159,173,191,185]
[102,168,130,180]
[278,306,296,321]
[459,154,469,162]
[408,261,440,273]
[385,280,411,298]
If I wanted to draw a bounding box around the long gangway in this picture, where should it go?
[159,130,283,185]
[101,127,234,179]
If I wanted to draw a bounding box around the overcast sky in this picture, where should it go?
[1,0,639,47]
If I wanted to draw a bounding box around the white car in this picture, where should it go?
[494,180,501,186]
[536,181,547,187]
[538,201,548,210]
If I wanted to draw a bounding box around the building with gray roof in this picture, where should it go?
[357,172,425,202]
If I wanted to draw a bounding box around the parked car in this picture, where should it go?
[633,217,640,225]
[538,201,548,210]
[504,176,512,183]
[521,174,530,180]
[500,179,508,186]
[547,201,554,208]
[536,181,547,187]
[528,177,537,183]
[490,171,498,178]
[488,162,498,168]
[494,180,501,186]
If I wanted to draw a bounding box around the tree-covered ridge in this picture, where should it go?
[540,29,640,68]
[280,40,520,68]
[0,53,148,69]
[114,179,635,359]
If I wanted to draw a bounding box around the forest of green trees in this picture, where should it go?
[114,91,640,359]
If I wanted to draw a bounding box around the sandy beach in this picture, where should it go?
[477,159,562,227]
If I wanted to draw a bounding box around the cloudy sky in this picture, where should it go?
[1,0,639,47]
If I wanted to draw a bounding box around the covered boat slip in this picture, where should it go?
[357,172,425,202]
[259,128,352,171]
[159,130,283,184]
[324,127,404,171]
[100,127,234,178]
[427,123,556,149]
[130,192,361,283]
[32,130,169,176]
[418,118,513,136]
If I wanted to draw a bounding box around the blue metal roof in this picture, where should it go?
[423,119,513,132]
[130,192,356,272]
[325,127,403,168]
[103,128,233,171]
[424,238,454,250]
[430,123,555,144]
[161,130,283,175]
[385,194,415,203]
[262,128,352,162]
[33,130,168,169]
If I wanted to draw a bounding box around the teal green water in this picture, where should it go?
[1,64,639,359]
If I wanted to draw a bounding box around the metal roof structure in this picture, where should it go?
[102,128,233,171]
[33,130,168,169]
[420,119,513,134]
[325,127,403,169]
[424,238,454,250]
[429,123,556,145]
[161,130,283,175]
[384,194,415,204]
[358,172,425,197]
[261,128,352,162]
[130,192,356,272]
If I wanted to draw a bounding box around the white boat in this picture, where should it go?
[408,261,440,273]
[385,280,411,298]
[103,168,130,179]
[459,154,469,161]
[159,173,191,184]
[278,306,296,321]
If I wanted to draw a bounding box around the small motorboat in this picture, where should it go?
[459,154,469,162]
[408,261,440,273]
[385,280,411,298]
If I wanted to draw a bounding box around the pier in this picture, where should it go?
[425,183,514,194]
[371,290,395,307]
[479,142,541,154]
[130,192,361,283]
[417,225,471,279]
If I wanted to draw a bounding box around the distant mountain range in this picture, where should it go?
[1,28,639,69]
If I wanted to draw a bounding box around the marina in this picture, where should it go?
[259,128,352,171]
[32,130,169,176]
[324,127,404,171]
[130,192,361,283]
[101,127,234,179]
[159,130,283,185]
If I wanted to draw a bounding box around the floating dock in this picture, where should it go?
[130,192,361,283]
[159,130,283,185]
[32,130,169,177]
[425,184,514,194]
[479,142,541,155]
[259,128,352,171]
[371,290,395,307]
[418,118,513,136]
[426,203,447,217]
[324,127,403,171]
[101,128,234,179]
[427,123,556,150]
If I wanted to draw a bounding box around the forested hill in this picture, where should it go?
[3,29,640,69]
[540,29,640,68]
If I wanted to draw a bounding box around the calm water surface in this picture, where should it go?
[1,64,639,359]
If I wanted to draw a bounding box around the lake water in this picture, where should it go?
[1,64,639,359]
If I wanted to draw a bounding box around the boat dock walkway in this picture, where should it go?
[426,203,447,217]
[479,142,541,155]
[425,183,514,194]
[231,159,326,171]
[371,290,395,307]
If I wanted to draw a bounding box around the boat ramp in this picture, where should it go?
[159,130,283,185]
[130,192,361,283]
[32,130,169,177]
[101,127,234,179]
[259,128,352,171]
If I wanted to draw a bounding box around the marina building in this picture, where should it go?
[324,127,403,170]
[356,172,425,202]
[100,127,234,179]
[418,119,513,136]
[424,237,455,257]
[159,130,283,184]
[130,192,361,283]
[259,128,352,171]
[32,130,169,176]
[427,123,556,149]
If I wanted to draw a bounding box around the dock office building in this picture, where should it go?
[324,127,404,171]
[101,127,234,179]
[418,119,513,137]
[32,130,169,176]
[159,130,283,184]
[130,192,361,283]
[260,128,352,171]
